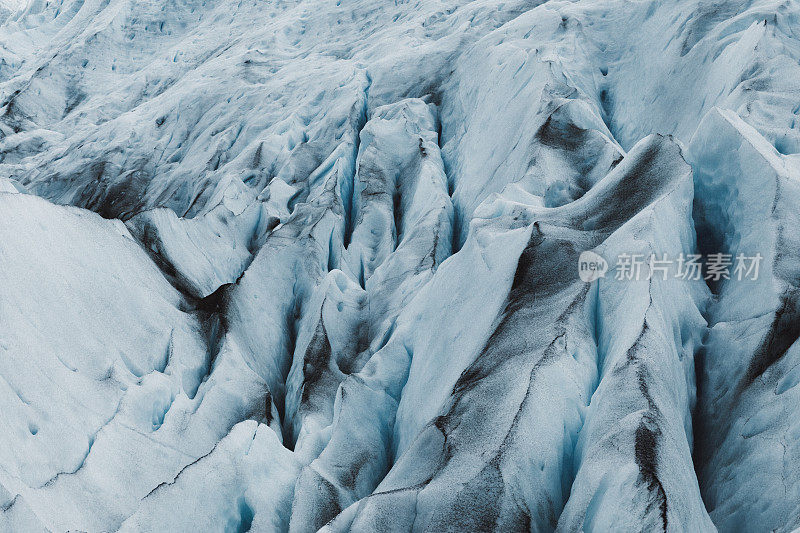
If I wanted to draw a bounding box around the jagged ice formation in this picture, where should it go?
[1,0,800,530]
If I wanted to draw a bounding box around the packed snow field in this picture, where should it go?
[1,0,799,530]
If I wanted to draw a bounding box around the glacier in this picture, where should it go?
[1,0,800,530]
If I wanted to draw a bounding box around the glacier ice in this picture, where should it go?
[690,108,800,532]
[2,0,800,531]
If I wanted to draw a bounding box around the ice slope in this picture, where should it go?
[1,0,800,530]
[0,192,243,531]
[691,109,800,532]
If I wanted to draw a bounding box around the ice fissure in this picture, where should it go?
[2,0,800,531]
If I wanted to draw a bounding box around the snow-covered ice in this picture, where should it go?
[2,0,800,530]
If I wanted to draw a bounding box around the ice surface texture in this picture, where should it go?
[1,0,800,531]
